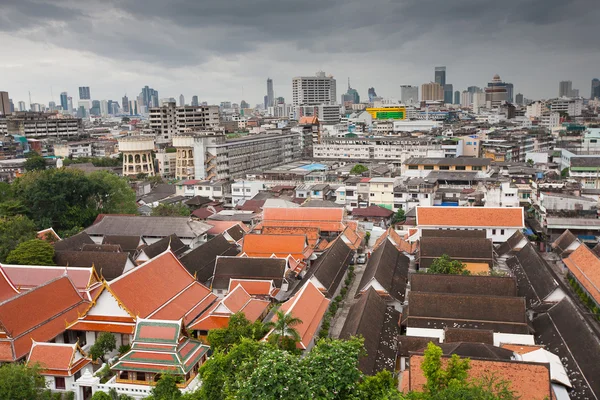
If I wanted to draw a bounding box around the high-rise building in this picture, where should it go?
[267,78,274,108]
[454,91,460,105]
[141,86,159,108]
[18,101,26,112]
[149,102,220,144]
[276,97,285,104]
[505,83,514,103]
[515,93,524,105]
[78,86,91,100]
[122,95,129,113]
[191,95,199,107]
[467,86,482,94]
[485,74,508,107]
[0,92,10,116]
[90,100,101,116]
[292,71,337,106]
[559,81,572,97]
[67,97,73,112]
[9,99,14,113]
[460,91,471,107]
[341,79,360,104]
[179,94,185,107]
[400,85,419,105]
[48,101,56,111]
[263,95,269,109]
[421,82,444,101]
[443,84,453,104]
[60,92,69,112]
[591,79,600,99]
[368,87,377,102]
[434,67,446,87]
[100,100,109,116]
[240,100,249,109]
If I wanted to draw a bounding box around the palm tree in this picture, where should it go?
[265,309,302,350]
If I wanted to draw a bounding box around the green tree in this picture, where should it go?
[0,215,37,262]
[265,309,302,350]
[89,332,116,363]
[23,153,47,171]
[91,392,111,400]
[350,164,368,175]
[207,312,269,353]
[0,363,47,400]
[426,254,470,275]
[151,203,190,217]
[526,159,534,167]
[561,167,569,178]
[354,370,403,400]
[6,239,55,265]
[0,199,27,217]
[148,374,182,400]
[88,171,138,214]
[392,208,406,224]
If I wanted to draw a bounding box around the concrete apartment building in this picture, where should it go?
[292,71,337,106]
[149,102,220,144]
[0,112,82,138]
[172,130,307,180]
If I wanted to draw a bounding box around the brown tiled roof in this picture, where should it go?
[563,244,600,305]
[443,328,494,345]
[53,232,94,251]
[54,251,132,281]
[407,354,552,400]
[339,287,399,374]
[397,336,440,357]
[421,229,487,238]
[179,235,239,284]
[235,199,266,213]
[434,342,515,360]
[351,205,394,218]
[192,206,224,220]
[496,230,526,256]
[212,256,287,291]
[551,229,578,256]
[416,206,524,228]
[81,244,122,252]
[419,236,493,270]
[102,235,143,254]
[409,274,517,297]
[140,234,189,259]
[505,243,560,308]
[225,225,246,242]
[405,291,529,334]
[373,228,418,254]
[533,298,600,398]
[358,239,409,302]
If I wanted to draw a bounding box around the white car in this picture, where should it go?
[356,254,367,264]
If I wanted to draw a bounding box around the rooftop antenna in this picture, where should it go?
[28,91,32,110]
[348,77,351,90]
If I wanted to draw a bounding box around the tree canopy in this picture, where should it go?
[148,374,182,400]
[151,203,190,217]
[207,312,270,353]
[350,164,368,175]
[0,363,48,400]
[0,215,37,262]
[89,332,116,362]
[6,239,55,265]
[23,153,47,172]
[392,208,406,224]
[265,309,302,351]
[426,254,470,275]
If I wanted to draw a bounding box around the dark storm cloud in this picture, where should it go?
[0,0,84,31]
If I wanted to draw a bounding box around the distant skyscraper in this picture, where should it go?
[179,94,185,107]
[141,86,159,108]
[267,78,274,108]
[400,85,418,105]
[368,87,377,102]
[90,100,101,116]
[60,92,68,112]
[49,101,56,111]
[443,84,453,104]
[191,95,199,106]
[292,71,336,106]
[467,86,482,94]
[515,93,524,105]
[122,95,129,113]
[0,92,10,115]
[100,100,109,116]
[67,97,73,112]
[276,97,285,104]
[18,101,26,112]
[341,79,360,104]
[559,81,572,97]
[421,82,444,101]
[454,91,460,105]
[240,100,249,109]
[505,83,514,103]
[434,67,446,87]
[78,86,91,100]
[9,99,14,113]
[592,79,600,99]
[264,95,269,109]
[485,74,508,107]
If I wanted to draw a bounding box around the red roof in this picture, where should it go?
[192,206,224,219]
[27,342,91,376]
[352,205,394,218]
[270,281,330,349]
[416,206,525,228]
[2,264,99,296]
[261,208,345,232]
[0,266,19,302]
[0,276,87,361]
[242,234,311,260]
[563,244,600,304]
[236,200,266,212]
[207,221,249,236]
[228,279,274,296]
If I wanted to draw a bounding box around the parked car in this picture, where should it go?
[356,253,367,264]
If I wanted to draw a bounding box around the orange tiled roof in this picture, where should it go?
[27,341,91,376]
[500,344,544,355]
[407,354,552,400]
[228,279,274,296]
[315,239,329,251]
[242,234,311,260]
[298,116,319,125]
[0,265,19,302]
[207,221,249,236]
[262,208,345,232]
[373,228,418,254]
[416,206,524,228]
[36,228,61,242]
[341,225,364,251]
[271,281,330,349]
[262,226,321,247]
[563,244,600,304]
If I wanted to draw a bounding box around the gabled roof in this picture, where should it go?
[419,236,493,270]
[242,234,311,260]
[111,318,209,375]
[261,207,346,232]
[102,235,143,254]
[351,205,394,218]
[86,216,212,239]
[192,206,224,220]
[81,244,122,252]
[37,228,61,242]
[339,287,399,374]
[206,220,248,236]
[0,276,87,362]
[373,228,418,254]
[0,265,19,302]
[340,222,364,251]
[496,230,527,256]
[227,279,275,296]
[225,224,246,243]
[506,243,561,308]
[140,234,189,260]
[405,291,529,334]
[53,232,94,252]
[262,226,320,248]
[179,235,239,283]
[409,274,517,297]
[551,229,578,256]
[295,238,353,298]
[432,342,515,360]
[533,298,600,399]
[443,328,494,344]
[358,239,409,302]
[269,281,330,350]
[27,341,91,377]
[212,256,287,291]
[54,251,132,281]
[563,243,600,305]
[416,206,525,228]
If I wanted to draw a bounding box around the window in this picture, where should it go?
[55,377,66,390]
[121,334,130,346]
[384,184,389,188]
[370,193,375,197]
[245,188,251,193]
[455,166,466,171]
[136,372,146,382]
[501,229,505,235]
[492,229,496,235]
[472,166,482,171]
[424,194,429,198]
[439,166,450,170]
[412,194,418,198]
[424,165,434,170]
[74,371,82,381]
[408,165,418,170]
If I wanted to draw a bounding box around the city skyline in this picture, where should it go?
[2,0,600,105]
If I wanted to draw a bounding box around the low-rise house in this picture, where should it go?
[211,256,289,297]
[351,205,394,226]
[0,276,88,362]
[415,206,525,243]
[339,287,400,375]
[179,235,239,285]
[402,157,491,178]
[175,179,231,202]
[27,341,92,394]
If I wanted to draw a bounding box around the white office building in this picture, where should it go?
[292,71,337,106]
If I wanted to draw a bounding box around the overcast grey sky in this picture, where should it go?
[2,0,599,106]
